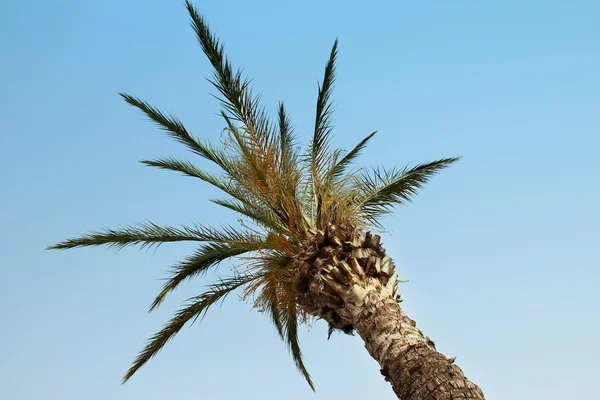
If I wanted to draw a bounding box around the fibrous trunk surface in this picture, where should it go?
[294,224,485,399]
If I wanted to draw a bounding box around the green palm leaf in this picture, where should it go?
[308,40,339,226]
[258,255,314,391]
[48,222,212,250]
[140,157,246,199]
[120,93,231,171]
[150,238,269,311]
[261,281,315,391]
[185,1,272,146]
[47,222,263,251]
[141,157,225,182]
[277,102,298,176]
[283,301,314,390]
[310,40,338,178]
[355,157,460,225]
[123,273,260,383]
[327,131,376,184]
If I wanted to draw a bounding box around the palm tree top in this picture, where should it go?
[48,0,458,390]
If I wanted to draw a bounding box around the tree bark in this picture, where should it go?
[349,281,485,399]
[294,226,485,399]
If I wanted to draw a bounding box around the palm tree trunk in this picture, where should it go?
[295,226,485,399]
[351,281,485,399]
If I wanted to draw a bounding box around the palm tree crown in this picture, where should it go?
[49,1,458,390]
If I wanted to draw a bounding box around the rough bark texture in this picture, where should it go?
[352,282,485,399]
[293,225,485,399]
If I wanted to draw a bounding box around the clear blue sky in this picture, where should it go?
[1,1,598,399]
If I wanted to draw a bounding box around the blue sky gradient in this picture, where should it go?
[1,1,599,399]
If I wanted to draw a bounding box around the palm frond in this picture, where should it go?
[261,294,314,390]
[307,40,339,226]
[283,300,314,390]
[140,157,242,196]
[185,2,312,237]
[277,102,297,173]
[276,103,309,232]
[150,236,269,311]
[355,157,460,225]
[310,40,339,177]
[185,1,272,146]
[219,110,271,188]
[48,222,217,250]
[327,131,376,183]
[123,273,260,383]
[120,93,230,171]
[47,222,263,251]
[141,157,225,183]
[250,254,314,391]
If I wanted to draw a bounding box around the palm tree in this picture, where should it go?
[49,2,485,399]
